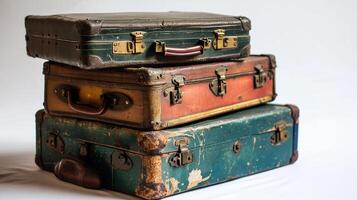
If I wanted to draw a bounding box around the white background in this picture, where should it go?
[0,0,356,199]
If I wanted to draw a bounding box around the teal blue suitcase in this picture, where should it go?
[35,104,299,199]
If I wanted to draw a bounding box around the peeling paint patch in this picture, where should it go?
[187,169,211,189]
[252,136,256,152]
[165,177,180,195]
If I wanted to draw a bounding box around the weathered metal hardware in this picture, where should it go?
[213,29,238,49]
[46,131,64,154]
[200,37,212,49]
[169,138,193,167]
[254,65,269,88]
[271,122,289,145]
[164,75,185,105]
[79,142,88,157]
[112,31,146,54]
[233,140,241,154]
[111,150,133,170]
[209,66,228,96]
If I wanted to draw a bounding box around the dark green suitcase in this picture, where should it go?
[35,104,299,199]
[25,12,250,69]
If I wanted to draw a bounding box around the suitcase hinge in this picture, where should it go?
[213,29,238,49]
[112,31,146,54]
[271,122,289,145]
[169,138,193,167]
[164,75,185,105]
[46,130,65,154]
[210,66,228,96]
[254,65,269,88]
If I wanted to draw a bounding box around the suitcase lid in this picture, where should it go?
[44,55,275,86]
[39,105,296,156]
[26,12,249,35]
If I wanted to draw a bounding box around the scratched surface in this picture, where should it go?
[35,104,298,199]
[26,14,250,68]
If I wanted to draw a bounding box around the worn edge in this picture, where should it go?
[162,96,273,129]
[239,44,251,58]
[137,131,168,155]
[43,62,50,112]
[135,156,168,199]
[285,104,300,164]
[35,109,46,169]
[236,16,251,31]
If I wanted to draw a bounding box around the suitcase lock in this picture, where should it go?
[254,65,269,88]
[271,122,289,145]
[213,29,238,49]
[169,138,193,167]
[46,130,65,154]
[164,75,185,105]
[210,66,228,96]
[112,31,146,54]
[111,150,133,171]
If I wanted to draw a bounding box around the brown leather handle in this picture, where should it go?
[164,45,203,57]
[66,89,108,116]
[54,159,101,189]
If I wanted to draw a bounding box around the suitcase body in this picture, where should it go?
[35,104,299,199]
[43,55,276,130]
[25,12,251,69]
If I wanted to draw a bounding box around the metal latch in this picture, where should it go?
[209,66,228,96]
[111,150,133,171]
[271,122,289,145]
[254,65,269,88]
[213,29,238,49]
[169,138,193,167]
[200,37,212,49]
[46,131,65,154]
[112,31,146,54]
[164,75,185,105]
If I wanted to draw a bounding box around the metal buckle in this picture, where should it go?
[271,122,289,145]
[112,31,146,54]
[169,138,193,167]
[209,66,228,96]
[46,130,65,154]
[254,65,268,88]
[164,75,185,105]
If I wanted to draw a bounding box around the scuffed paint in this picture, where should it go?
[252,136,256,152]
[187,169,211,189]
[165,177,180,195]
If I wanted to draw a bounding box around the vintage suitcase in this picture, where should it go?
[25,12,251,69]
[35,104,299,199]
[43,55,276,130]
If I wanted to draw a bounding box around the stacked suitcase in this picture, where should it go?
[25,12,299,199]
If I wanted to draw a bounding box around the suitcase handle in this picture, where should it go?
[66,90,108,116]
[155,41,204,57]
[55,85,133,116]
[54,158,101,189]
[164,45,203,57]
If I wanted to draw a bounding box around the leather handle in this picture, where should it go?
[66,90,108,116]
[55,85,133,115]
[54,159,101,189]
[164,45,203,57]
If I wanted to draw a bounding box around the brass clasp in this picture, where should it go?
[112,31,146,54]
[271,122,289,145]
[213,29,238,49]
